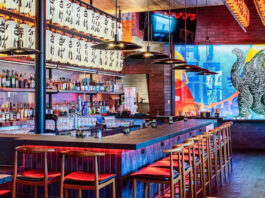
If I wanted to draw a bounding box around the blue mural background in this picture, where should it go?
[174,44,265,120]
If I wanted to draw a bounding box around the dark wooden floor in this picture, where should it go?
[211,151,265,198]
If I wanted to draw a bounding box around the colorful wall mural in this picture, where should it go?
[174,44,265,120]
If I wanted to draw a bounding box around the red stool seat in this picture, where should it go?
[18,169,61,182]
[165,154,200,163]
[131,166,179,181]
[151,159,190,170]
[0,190,10,196]
[64,171,116,185]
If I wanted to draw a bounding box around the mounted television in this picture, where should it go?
[143,11,197,43]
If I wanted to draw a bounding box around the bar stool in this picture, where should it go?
[131,146,184,198]
[152,141,195,198]
[186,134,211,198]
[12,146,61,198]
[60,150,116,198]
[226,122,233,173]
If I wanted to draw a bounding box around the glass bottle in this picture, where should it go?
[1,70,6,88]
[6,70,10,88]
[11,69,15,88]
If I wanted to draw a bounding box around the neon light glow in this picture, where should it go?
[222,0,250,31]
[254,0,265,26]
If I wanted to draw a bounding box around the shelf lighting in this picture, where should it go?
[254,0,265,26]
[222,0,250,32]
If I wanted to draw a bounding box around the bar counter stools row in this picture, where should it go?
[12,147,116,198]
[131,121,233,198]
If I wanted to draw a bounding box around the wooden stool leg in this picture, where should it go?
[207,157,212,195]
[112,179,116,198]
[144,182,147,198]
[214,150,218,190]
[223,145,227,182]
[148,182,151,198]
[95,188,99,198]
[157,184,161,197]
[34,186,37,198]
[189,171,194,198]
[65,188,68,198]
[79,189,82,198]
[162,184,165,195]
[133,179,137,198]
[218,148,223,186]
[44,184,48,198]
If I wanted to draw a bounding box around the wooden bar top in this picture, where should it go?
[8,119,216,150]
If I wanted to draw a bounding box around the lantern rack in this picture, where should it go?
[0,8,112,43]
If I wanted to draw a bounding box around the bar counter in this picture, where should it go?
[1,119,216,198]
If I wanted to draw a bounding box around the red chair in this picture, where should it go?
[12,146,61,198]
[60,150,116,198]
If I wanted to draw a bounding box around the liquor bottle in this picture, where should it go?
[0,70,2,88]
[30,104,34,119]
[5,104,9,121]
[12,104,17,121]
[20,104,24,120]
[16,104,20,121]
[9,103,13,121]
[15,72,19,88]
[24,73,28,89]
[24,104,28,119]
[6,70,10,88]
[19,74,23,88]
[1,70,6,88]
[30,73,35,88]
[11,69,15,88]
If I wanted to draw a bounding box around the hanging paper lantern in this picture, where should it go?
[62,0,73,28]
[90,44,97,68]
[108,50,115,71]
[87,9,93,35]
[110,18,116,40]
[57,33,67,63]
[69,37,78,65]
[5,20,19,49]
[46,30,55,61]
[0,18,5,50]
[4,0,19,11]
[254,0,265,26]
[51,32,60,62]
[46,0,55,20]
[103,16,110,40]
[61,35,70,64]
[118,22,123,41]
[99,14,106,38]
[102,50,108,70]
[52,0,64,25]
[21,0,32,15]
[75,39,82,66]
[79,6,88,33]
[80,40,88,66]
[91,11,101,36]
[72,3,81,30]
[67,37,74,64]
[30,0,35,16]
[28,26,35,49]
[118,51,124,71]
[86,42,92,67]
[20,23,31,48]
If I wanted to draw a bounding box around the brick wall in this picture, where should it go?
[195,0,265,44]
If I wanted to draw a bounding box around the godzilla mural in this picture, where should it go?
[231,48,265,119]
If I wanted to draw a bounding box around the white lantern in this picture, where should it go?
[103,50,109,70]
[104,16,111,40]
[110,18,116,40]
[21,0,31,15]
[46,30,55,61]
[86,42,92,67]
[28,27,35,49]
[118,51,124,71]
[91,11,101,36]
[94,49,101,68]
[5,20,19,49]
[61,35,70,64]
[63,0,73,28]
[4,0,19,10]
[0,18,5,50]
[52,0,64,25]
[46,0,55,20]
[87,9,93,35]
[118,22,123,41]
[51,32,61,62]
[108,50,115,71]
[75,39,82,66]
[72,3,81,30]
[20,23,31,48]
[99,14,106,38]
[80,40,88,66]
[69,37,79,65]
[30,0,35,16]
[90,44,97,68]
[79,6,88,33]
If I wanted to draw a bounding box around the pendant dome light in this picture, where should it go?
[153,0,186,65]
[0,0,40,55]
[126,0,169,59]
[91,0,141,51]
[173,0,199,70]
[197,0,218,75]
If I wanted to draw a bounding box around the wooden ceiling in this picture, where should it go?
[87,0,224,13]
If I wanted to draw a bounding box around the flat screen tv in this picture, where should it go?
[143,11,197,43]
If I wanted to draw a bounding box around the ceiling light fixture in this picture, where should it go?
[126,0,169,60]
[153,0,186,65]
[0,0,40,55]
[91,0,141,51]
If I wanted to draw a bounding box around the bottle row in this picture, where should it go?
[0,68,123,92]
[1,0,123,41]
[0,18,124,72]
[0,103,34,122]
